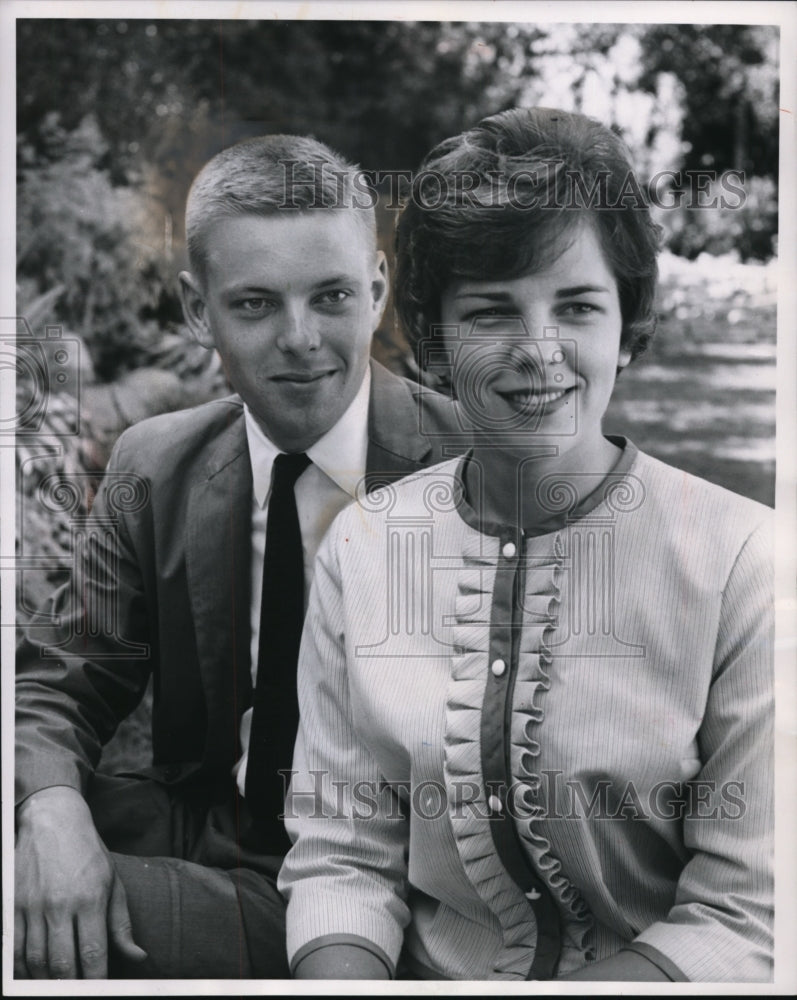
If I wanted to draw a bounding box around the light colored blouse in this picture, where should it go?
[279,441,774,981]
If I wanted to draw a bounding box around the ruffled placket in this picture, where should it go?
[443,525,593,979]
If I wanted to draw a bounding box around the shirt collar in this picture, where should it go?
[245,364,371,508]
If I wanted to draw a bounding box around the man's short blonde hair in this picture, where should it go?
[186,134,377,284]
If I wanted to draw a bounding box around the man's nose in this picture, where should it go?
[275,304,321,353]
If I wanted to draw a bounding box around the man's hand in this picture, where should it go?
[14,786,147,979]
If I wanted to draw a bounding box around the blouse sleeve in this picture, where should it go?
[278,514,411,976]
[631,517,774,981]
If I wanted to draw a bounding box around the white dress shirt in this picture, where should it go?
[234,366,371,794]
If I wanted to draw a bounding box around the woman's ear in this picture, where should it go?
[178,271,215,350]
[617,346,633,371]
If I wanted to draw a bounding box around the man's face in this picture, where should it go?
[181,210,387,452]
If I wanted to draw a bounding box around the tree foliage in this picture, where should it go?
[16,18,780,380]
[637,24,779,178]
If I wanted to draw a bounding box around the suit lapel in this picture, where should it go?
[365,360,434,489]
[186,411,253,774]
[184,369,447,771]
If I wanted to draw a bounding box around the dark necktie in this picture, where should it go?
[245,452,311,848]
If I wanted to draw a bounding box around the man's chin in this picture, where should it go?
[251,371,362,449]
[257,408,340,453]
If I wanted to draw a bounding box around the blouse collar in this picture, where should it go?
[454,436,639,541]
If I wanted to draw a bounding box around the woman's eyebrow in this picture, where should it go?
[555,284,610,297]
[452,290,512,301]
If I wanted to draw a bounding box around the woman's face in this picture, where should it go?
[439,219,631,466]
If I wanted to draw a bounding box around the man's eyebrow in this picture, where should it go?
[314,275,361,290]
[223,283,278,297]
[555,284,610,297]
[222,275,362,297]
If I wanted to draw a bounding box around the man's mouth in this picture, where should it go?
[271,370,335,385]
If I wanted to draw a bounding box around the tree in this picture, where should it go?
[637,24,779,179]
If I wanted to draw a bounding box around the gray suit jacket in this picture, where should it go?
[16,360,464,803]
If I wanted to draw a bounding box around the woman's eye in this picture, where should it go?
[559,302,599,317]
[464,308,512,323]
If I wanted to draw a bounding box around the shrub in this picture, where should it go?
[18,114,182,380]
[657,174,777,262]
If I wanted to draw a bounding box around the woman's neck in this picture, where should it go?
[467,435,623,534]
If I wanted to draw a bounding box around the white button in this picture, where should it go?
[487,794,503,814]
[525,888,541,901]
[491,658,506,677]
[502,541,516,558]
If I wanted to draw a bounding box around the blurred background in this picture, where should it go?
[16,18,779,765]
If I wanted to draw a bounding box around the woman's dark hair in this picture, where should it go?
[395,107,662,365]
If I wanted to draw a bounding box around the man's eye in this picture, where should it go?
[236,298,271,312]
[316,289,352,306]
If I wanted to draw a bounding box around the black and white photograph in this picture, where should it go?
[2,0,795,993]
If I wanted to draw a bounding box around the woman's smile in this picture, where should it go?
[493,383,575,413]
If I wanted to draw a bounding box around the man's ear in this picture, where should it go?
[178,271,215,350]
[370,251,389,328]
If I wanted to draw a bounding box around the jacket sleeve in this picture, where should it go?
[631,517,775,981]
[15,431,154,806]
[278,514,411,976]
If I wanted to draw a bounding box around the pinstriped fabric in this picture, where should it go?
[280,446,774,982]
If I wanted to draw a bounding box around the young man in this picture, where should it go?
[15,135,461,979]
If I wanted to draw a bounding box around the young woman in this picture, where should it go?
[278,108,774,982]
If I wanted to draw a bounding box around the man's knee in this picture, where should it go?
[109,853,287,978]
[230,866,289,978]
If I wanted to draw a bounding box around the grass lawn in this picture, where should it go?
[604,251,776,506]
